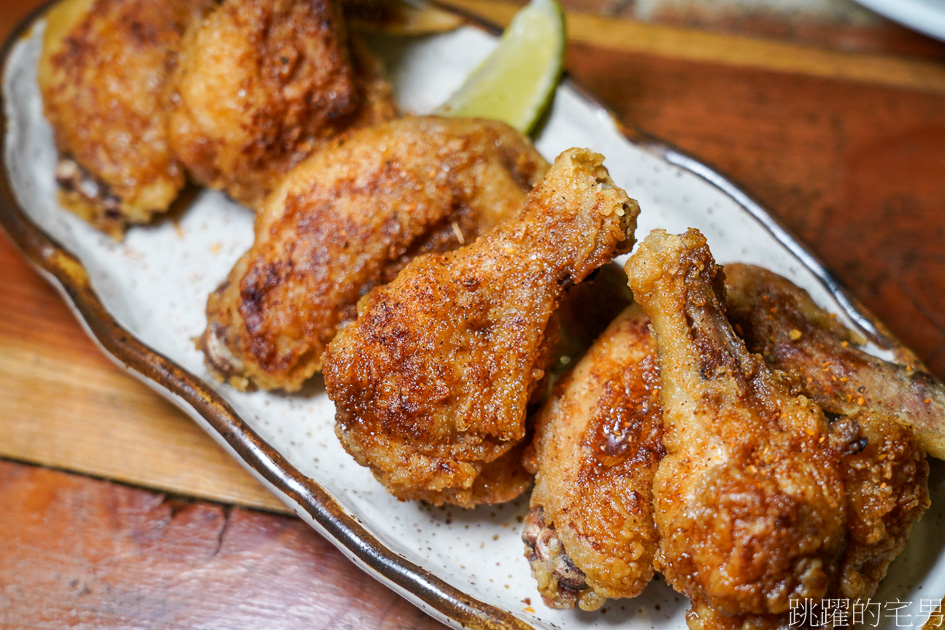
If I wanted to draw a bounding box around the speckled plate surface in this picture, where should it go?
[2,5,944,629]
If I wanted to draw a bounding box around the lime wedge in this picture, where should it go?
[435,0,566,134]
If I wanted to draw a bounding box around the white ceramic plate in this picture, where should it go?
[852,0,945,41]
[2,8,943,630]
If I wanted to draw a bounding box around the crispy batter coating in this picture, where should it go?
[672,262,932,630]
[724,264,930,601]
[724,263,945,460]
[167,0,396,208]
[201,117,548,392]
[323,148,640,506]
[627,229,847,619]
[924,597,945,630]
[524,303,663,611]
[39,0,213,237]
[519,256,929,625]
[833,412,929,598]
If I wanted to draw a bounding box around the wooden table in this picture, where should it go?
[2,0,945,627]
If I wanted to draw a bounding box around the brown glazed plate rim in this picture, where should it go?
[0,2,912,629]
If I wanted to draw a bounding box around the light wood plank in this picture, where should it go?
[0,336,291,513]
[0,240,290,514]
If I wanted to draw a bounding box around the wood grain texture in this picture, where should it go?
[597,2,945,58]
[474,0,945,58]
[505,0,945,58]
[443,0,945,93]
[0,460,442,629]
[0,236,289,514]
[2,0,945,628]
[564,43,945,377]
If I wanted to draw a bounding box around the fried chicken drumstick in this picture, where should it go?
[39,0,214,237]
[523,303,663,611]
[323,148,640,506]
[520,252,931,626]
[167,0,396,209]
[622,232,929,630]
[628,229,849,625]
[41,0,395,235]
[201,117,548,392]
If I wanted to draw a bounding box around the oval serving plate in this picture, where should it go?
[2,4,944,629]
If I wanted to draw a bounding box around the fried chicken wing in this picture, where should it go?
[201,117,548,392]
[39,0,213,237]
[322,148,640,506]
[724,263,930,601]
[167,0,396,208]
[523,303,663,611]
[724,263,945,461]
[675,262,931,630]
[627,229,847,620]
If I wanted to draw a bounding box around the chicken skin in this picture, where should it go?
[323,148,640,506]
[201,117,548,392]
[39,0,213,238]
[523,303,663,611]
[519,251,929,625]
[724,263,945,461]
[627,229,848,622]
[723,264,930,603]
[167,0,396,208]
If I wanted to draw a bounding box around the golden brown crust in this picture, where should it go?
[835,412,928,599]
[323,148,640,506]
[723,263,930,601]
[627,229,847,618]
[676,413,928,630]
[166,0,396,208]
[519,253,929,623]
[526,304,663,609]
[724,263,945,460]
[39,0,213,237]
[201,117,549,392]
[924,597,945,630]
